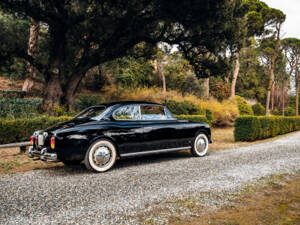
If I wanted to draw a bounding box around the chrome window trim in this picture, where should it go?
[120,146,191,157]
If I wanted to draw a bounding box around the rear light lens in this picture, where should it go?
[30,136,34,145]
[50,137,55,149]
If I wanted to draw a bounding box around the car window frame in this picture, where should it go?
[112,104,177,121]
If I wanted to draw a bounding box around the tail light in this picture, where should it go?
[50,137,55,149]
[30,136,34,145]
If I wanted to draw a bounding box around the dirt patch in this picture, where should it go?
[0,147,63,174]
[170,173,300,225]
[0,77,23,90]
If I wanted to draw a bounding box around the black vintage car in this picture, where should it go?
[28,101,212,172]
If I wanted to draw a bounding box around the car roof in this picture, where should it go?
[96,101,163,107]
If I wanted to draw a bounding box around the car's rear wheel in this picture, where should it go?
[191,133,209,157]
[84,139,117,172]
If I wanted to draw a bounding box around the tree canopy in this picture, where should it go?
[0,0,246,112]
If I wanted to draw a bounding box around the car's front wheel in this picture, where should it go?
[191,133,209,157]
[84,139,117,172]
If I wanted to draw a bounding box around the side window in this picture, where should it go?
[141,105,167,120]
[113,105,140,120]
[165,108,176,120]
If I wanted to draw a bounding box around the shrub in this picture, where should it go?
[0,90,26,98]
[252,102,265,116]
[0,98,41,119]
[74,94,104,111]
[175,115,211,125]
[234,116,300,141]
[288,95,300,113]
[0,116,72,144]
[209,78,231,101]
[205,109,213,121]
[166,100,203,115]
[235,96,254,115]
[285,107,296,116]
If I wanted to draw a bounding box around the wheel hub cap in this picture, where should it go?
[196,138,206,153]
[93,146,111,165]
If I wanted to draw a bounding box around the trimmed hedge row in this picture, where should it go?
[234,116,300,141]
[0,116,72,144]
[175,115,211,125]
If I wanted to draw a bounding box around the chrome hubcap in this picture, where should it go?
[196,137,207,153]
[93,146,111,166]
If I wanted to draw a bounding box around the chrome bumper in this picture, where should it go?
[28,146,59,162]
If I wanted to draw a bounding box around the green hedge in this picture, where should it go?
[235,96,254,115]
[0,90,26,98]
[166,100,204,115]
[0,116,72,144]
[0,98,41,119]
[175,115,211,125]
[234,116,300,141]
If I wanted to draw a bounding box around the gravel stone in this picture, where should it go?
[1,132,300,224]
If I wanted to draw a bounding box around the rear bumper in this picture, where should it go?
[28,146,59,162]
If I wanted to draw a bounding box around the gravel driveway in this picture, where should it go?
[1,132,300,224]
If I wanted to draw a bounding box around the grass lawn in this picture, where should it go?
[170,173,300,225]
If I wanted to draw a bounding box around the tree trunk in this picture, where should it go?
[231,51,240,98]
[205,77,210,99]
[282,83,285,116]
[271,83,275,111]
[157,60,166,100]
[266,24,282,115]
[42,70,63,114]
[22,18,39,93]
[65,67,89,110]
[40,27,67,113]
[296,69,299,116]
[266,67,274,115]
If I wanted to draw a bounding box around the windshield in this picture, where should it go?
[74,106,107,120]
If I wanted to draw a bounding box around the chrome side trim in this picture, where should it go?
[120,146,191,158]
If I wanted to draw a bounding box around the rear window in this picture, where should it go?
[74,106,106,120]
[141,105,167,120]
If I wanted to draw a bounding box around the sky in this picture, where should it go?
[263,0,300,39]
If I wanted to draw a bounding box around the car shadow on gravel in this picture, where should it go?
[45,150,192,175]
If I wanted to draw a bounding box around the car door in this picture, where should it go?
[140,105,187,151]
[107,104,144,155]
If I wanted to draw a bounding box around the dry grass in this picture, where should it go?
[101,86,239,126]
[170,173,300,225]
[0,76,23,90]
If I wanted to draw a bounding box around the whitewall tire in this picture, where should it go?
[191,133,209,157]
[84,140,117,172]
